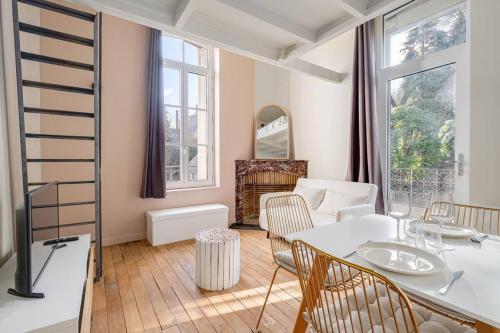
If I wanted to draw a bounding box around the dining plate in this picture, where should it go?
[408,221,477,238]
[356,242,445,275]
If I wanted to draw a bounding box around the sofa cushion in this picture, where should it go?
[293,185,326,210]
[296,178,378,206]
[259,208,337,230]
[317,190,369,216]
[309,210,337,227]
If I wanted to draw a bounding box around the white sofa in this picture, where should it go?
[259,178,378,231]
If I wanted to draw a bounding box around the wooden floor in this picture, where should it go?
[91,230,301,333]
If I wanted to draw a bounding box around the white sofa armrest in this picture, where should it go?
[259,191,293,210]
[337,204,375,221]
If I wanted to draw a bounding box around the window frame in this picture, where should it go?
[162,34,215,190]
[376,0,471,208]
[382,0,468,68]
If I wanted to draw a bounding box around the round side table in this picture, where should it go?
[195,228,240,291]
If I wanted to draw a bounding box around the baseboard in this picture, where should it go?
[103,232,146,246]
[103,218,237,246]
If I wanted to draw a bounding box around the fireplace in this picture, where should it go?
[233,160,308,229]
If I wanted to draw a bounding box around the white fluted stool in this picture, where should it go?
[195,228,240,291]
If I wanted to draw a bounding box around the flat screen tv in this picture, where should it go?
[8,182,60,298]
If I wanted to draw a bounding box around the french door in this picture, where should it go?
[379,46,470,217]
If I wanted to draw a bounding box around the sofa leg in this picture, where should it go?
[266,231,270,239]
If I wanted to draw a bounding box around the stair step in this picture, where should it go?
[18,0,95,22]
[21,51,94,71]
[23,80,94,95]
[28,180,95,186]
[24,107,94,118]
[25,133,94,141]
[32,201,96,209]
[27,158,95,162]
[32,220,95,232]
[19,22,93,47]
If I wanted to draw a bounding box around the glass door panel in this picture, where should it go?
[389,64,457,217]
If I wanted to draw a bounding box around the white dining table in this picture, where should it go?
[287,214,500,333]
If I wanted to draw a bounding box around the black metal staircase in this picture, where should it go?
[11,0,102,279]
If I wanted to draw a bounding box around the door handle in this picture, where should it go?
[445,154,464,176]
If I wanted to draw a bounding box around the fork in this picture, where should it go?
[438,270,463,295]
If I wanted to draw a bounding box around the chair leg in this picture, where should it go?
[254,266,281,332]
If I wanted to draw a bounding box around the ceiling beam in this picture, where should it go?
[286,59,342,82]
[174,0,198,29]
[217,0,316,43]
[71,0,173,27]
[363,0,410,18]
[283,0,406,63]
[183,12,280,60]
[71,0,344,83]
[331,0,368,19]
[184,13,343,82]
[284,15,360,62]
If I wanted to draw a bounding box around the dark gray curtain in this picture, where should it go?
[141,29,165,198]
[346,20,384,213]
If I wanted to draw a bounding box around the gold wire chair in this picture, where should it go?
[254,194,315,332]
[425,203,500,235]
[291,240,476,333]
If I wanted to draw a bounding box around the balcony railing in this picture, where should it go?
[390,168,455,208]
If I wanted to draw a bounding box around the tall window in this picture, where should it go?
[379,0,469,215]
[162,35,214,189]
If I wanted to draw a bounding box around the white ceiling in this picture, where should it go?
[72,0,409,82]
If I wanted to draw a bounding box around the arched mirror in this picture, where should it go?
[255,105,290,159]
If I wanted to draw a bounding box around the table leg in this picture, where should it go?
[477,321,500,333]
[292,255,330,333]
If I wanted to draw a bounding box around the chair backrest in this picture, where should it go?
[266,194,314,263]
[296,178,378,206]
[425,203,500,235]
[292,239,419,333]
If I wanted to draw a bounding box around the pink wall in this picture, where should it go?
[37,3,255,245]
[100,16,255,244]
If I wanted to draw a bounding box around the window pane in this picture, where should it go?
[186,109,208,145]
[162,35,182,62]
[165,107,181,144]
[389,64,456,217]
[163,67,181,106]
[185,42,208,68]
[384,1,466,67]
[188,72,207,109]
[166,145,181,182]
[186,146,208,181]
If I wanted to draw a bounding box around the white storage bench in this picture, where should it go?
[146,204,229,246]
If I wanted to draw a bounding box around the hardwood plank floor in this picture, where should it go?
[91,230,301,333]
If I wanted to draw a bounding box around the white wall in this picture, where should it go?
[289,31,354,180]
[254,61,290,112]
[468,0,500,207]
[254,31,354,180]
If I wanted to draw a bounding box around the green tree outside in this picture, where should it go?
[390,5,466,171]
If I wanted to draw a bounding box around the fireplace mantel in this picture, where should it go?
[233,160,308,228]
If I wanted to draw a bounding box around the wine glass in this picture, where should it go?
[427,191,455,251]
[387,191,411,243]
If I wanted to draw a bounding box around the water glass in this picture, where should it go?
[413,218,427,249]
[387,192,411,243]
[427,191,455,251]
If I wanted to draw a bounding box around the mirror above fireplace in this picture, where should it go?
[255,105,290,159]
